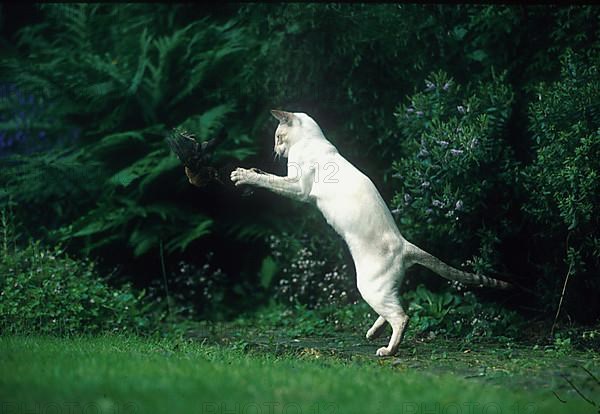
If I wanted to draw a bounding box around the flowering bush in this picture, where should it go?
[269,232,359,308]
[391,70,517,275]
[146,252,228,320]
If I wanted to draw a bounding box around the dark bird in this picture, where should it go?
[166,127,259,196]
[166,127,222,188]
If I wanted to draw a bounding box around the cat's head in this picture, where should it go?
[270,110,322,158]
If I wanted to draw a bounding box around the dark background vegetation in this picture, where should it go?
[0,4,598,338]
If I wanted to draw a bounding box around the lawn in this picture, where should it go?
[1,334,599,414]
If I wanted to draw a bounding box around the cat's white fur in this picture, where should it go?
[230,110,509,357]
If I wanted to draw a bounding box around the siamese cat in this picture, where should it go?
[230,110,510,356]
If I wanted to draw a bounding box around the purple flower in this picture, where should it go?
[437,140,449,148]
[425,80,435,92]
[457,105,466,114]
[406,107,415,114]
[455,200,464,211]
[443,82,451,91]
[450,149,464,156]
[425,208,433,215]
[432,199,444,208]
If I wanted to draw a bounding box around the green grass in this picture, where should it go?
[1,335,598,414]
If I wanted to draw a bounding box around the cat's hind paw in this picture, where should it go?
[366,328,379,341]
[375,346,395,357]
[366,325,386,340]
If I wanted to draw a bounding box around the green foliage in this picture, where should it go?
[1,4,258,258]
[391,70,517,273]
[2,4,599,324]
[242,301,375,337]
[238,5,532,158]
[523,48,600,315]
[404,285,523,341]
[0,211,152,335]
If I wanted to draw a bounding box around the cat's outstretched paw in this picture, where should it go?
[230,167,256,186]
[375,346,395,357]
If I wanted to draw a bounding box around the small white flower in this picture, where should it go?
[457,105,466,114]
[432,199,444,208]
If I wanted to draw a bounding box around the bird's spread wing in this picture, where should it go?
[166,128,202,169]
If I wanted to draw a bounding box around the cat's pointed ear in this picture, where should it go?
[270,110,295,124]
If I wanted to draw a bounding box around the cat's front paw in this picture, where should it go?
[375,346,395,357]
[230,167,257,186]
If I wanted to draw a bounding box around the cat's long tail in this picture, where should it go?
[406,243,512,289]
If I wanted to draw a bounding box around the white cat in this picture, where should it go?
[230,110,510,357]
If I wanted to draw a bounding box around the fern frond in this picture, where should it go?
[127,28,152,97]
[164,216,213,253]
[179,103,236,140]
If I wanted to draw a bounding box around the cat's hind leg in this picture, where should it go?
[374,302,409,357]
[366,316,387,340]
[358,273,409,357]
